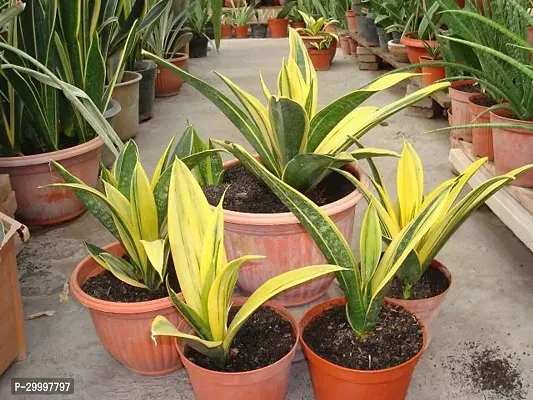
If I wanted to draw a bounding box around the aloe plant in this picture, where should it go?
[143,28,449,194]
[150,156,341,366]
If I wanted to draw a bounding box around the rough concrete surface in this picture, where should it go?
[1,39,533,400]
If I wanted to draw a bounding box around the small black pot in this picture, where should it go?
[205,22,215,40]
[190,36,209,58]
[134,61,157,122]
[250,23,268,38]
[376,26,391,52]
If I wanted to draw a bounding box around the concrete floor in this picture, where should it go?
[1,38,533,400]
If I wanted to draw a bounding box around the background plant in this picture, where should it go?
[150,157,341,366]
[228,0,254,26]
[48,126,219,291]
[144,29,449,195]
[188,0,222,50]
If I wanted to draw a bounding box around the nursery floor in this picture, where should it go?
[1,39,533,400]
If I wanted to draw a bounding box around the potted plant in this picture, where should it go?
[267,1,293,38]
[467,93,497,160]
[144,3,193,97]
[144,29,450,306]
[330,140,533,342]
[0,213,29,374]
[307,36,335,70]
[228,0,254,38]
[49,128,218,375]
[250,10,269,38]
[0,3,123,226]
[150,157,340,399]
[296,11,338,62]
[188,0,223,58]
[221,10,234,38]
[419,44,445,86]
[400,0,439,64]
[213,142,451,399]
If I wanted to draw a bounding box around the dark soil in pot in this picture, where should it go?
[303,303,423,370]
[472,96,497,108]
[202,165,356,213]
[184,306,295,372]
[455,83,480,93]
[190,36,209,58]
[387,266,450,300]
[81,259,180,302]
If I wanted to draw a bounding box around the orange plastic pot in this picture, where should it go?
[419,55,446,87]
[340,35,351,55]
[300,297,427,400]
[0,137,103,226]
[346,10,357,32]
[308,48,332,71]
[221,24,233,38]
[385,260,452,346]
[222,160,368,307]
[176,298,299,400]
[400,32,438,68]
[468,94,494,160]
[290,21,305,29]
[268,18,289,38]
[235,25,249,39]
[449,79,477,142]
[301,35,336,62]
[155,53,188,98]
[490,110,533,187]
[70,242,183,376]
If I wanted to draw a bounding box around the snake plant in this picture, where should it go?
[214,141,451,337]
[47,126,219,291]
[143,28,449,193]
[150,157,341,366]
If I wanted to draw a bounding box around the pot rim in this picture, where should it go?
[175,297,299,377]
[114,71,143,88]
[401,32,438,48]
[70,241,173,314]
[299,297,428,375]
[467,93,494,117]
[450,79,478,92]
[220,158,368,225]
[384,259,453,304]
[489,109,533,134]
[163,53,189,63]
[387,39,405,47]
[268,17,289,23]
[0,136,104,167]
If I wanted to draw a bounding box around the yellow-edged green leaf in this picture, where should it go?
[99,253,148,289]
[360,202,382,286]
[131,163,159,241]
[141,239,168,283]
[151,315,222,350]
[151,134,177,189]
[397,140,423,228]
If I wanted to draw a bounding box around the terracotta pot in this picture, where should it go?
[348,38,357,55]
[223,160,368,306]
[385,260,452,346]
[340,35,351,55]
[155,54,188,98]
[70,242,183,376]
[468,94,494,160]
[290,21,305,29]
[400,32,438,68]
[447,108,460,143]
[221,24,233,38]
[301,35,337,62]
[300,297,427,400]
[419,55,446,87]
[388,40,409,63]
[234,25,249,39]
[0,214,29,374]
[308,48,332,71]
[490,110,533,187]
[268,18,289,38]
[449,80,477,142]
[176,298,298,400]
[346,10,357,32]
[0,137,103,226]
[111,71,142,141]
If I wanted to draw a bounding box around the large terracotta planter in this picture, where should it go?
[449,79,477,142]
[0,137,103,226]
[300,297,427,400]
[0,214,29,374]
[155,54,189,98]
[176,298,298,400]
[468,94,494,160]
[111,71,142,140]
[308,48,332,71]
[385,260,452,346]
[268,18,289,38]
[490,110,533,187]
[419,56,446,87]
[70,242,183,376]
[400,32,438,67]
[222,160,368,306]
